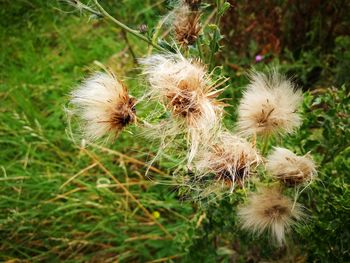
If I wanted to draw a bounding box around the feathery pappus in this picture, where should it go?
[194,132,261,191]
[266,147,317,187]
[140,53,225,161]
[238,186,304,245]
[70,72,136,141]
[237,70,303,137]
[173,5,201,46]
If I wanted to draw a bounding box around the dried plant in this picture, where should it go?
[237,70,303,138]
[140,53,225,161]
[70,72,136,141]
[238,186,304,245]
[173,5,201,46]
[194,132,260,191]
[266,147,317,187]
[66,0,317,249]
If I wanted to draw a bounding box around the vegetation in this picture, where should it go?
[1,0,349,262]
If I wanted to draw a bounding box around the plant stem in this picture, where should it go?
[90,0,166,52]
[121,30,138,64]
[261,135,270,156]
[197,37,203,61]
[208,2,222,69]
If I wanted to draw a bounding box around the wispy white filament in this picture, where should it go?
[237,70,303,137]
[70,72,135,141]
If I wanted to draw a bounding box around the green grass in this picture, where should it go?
[0,1,195,261]
[1,1,349,262]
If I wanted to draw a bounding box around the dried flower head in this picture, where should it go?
[70,72,136,141]
[237,70,303,137]
[266,147,317,187]
[174,5,201,46]
[238,187,304,245]
[194,132,260,191]
[140,53,225,161]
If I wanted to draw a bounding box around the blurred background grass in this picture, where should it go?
[0,0,349,262]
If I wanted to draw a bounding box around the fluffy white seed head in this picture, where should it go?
[194,132,261,191]
[70,72,136,141]
[266,147,317,187]
[140,53,224,161]
[238,186,304,245]
[237,70,303,137]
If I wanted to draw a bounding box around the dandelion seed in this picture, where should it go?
[140,53,225,161]
[70,72,136,141]
[194,132,260,191]
[237,70,303,137]
[238,186,304,245]
[173,5,201,46]
[266,147,316,187]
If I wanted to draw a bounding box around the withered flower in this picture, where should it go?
[266,147,316,187]
[238,187,304,245]
[70,72,136,141]
[237,70,302,138]
[140,53,225,161]
[174,5,201,46]
[194,132,260,191]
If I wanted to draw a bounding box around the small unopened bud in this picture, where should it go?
[138,24,148,34]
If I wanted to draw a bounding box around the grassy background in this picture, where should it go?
[1,0,349,262]
[0,0,194,261]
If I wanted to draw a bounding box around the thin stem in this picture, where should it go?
[209,1,223,69]
[261,135,270,156]
[121,30,138,64]
[78,0,166,52]
[197,37,203,61]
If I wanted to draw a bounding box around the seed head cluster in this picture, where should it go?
[68,1,317,248]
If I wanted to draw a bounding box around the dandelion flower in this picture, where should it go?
[140,53,225,161]
[238,187,304,245]
[70,72,136,141]
[237,71,303,137]
[194,132,260,191]
[173,5,201,46]
[266,147,316,187]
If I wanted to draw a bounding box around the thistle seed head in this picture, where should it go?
[266,147,317,187]
[140,53,225,161]
[70,72,136,141]
[238,186,304,245]
[237,70,303,138]
[194,132,261,190]
[174,5,201,46]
